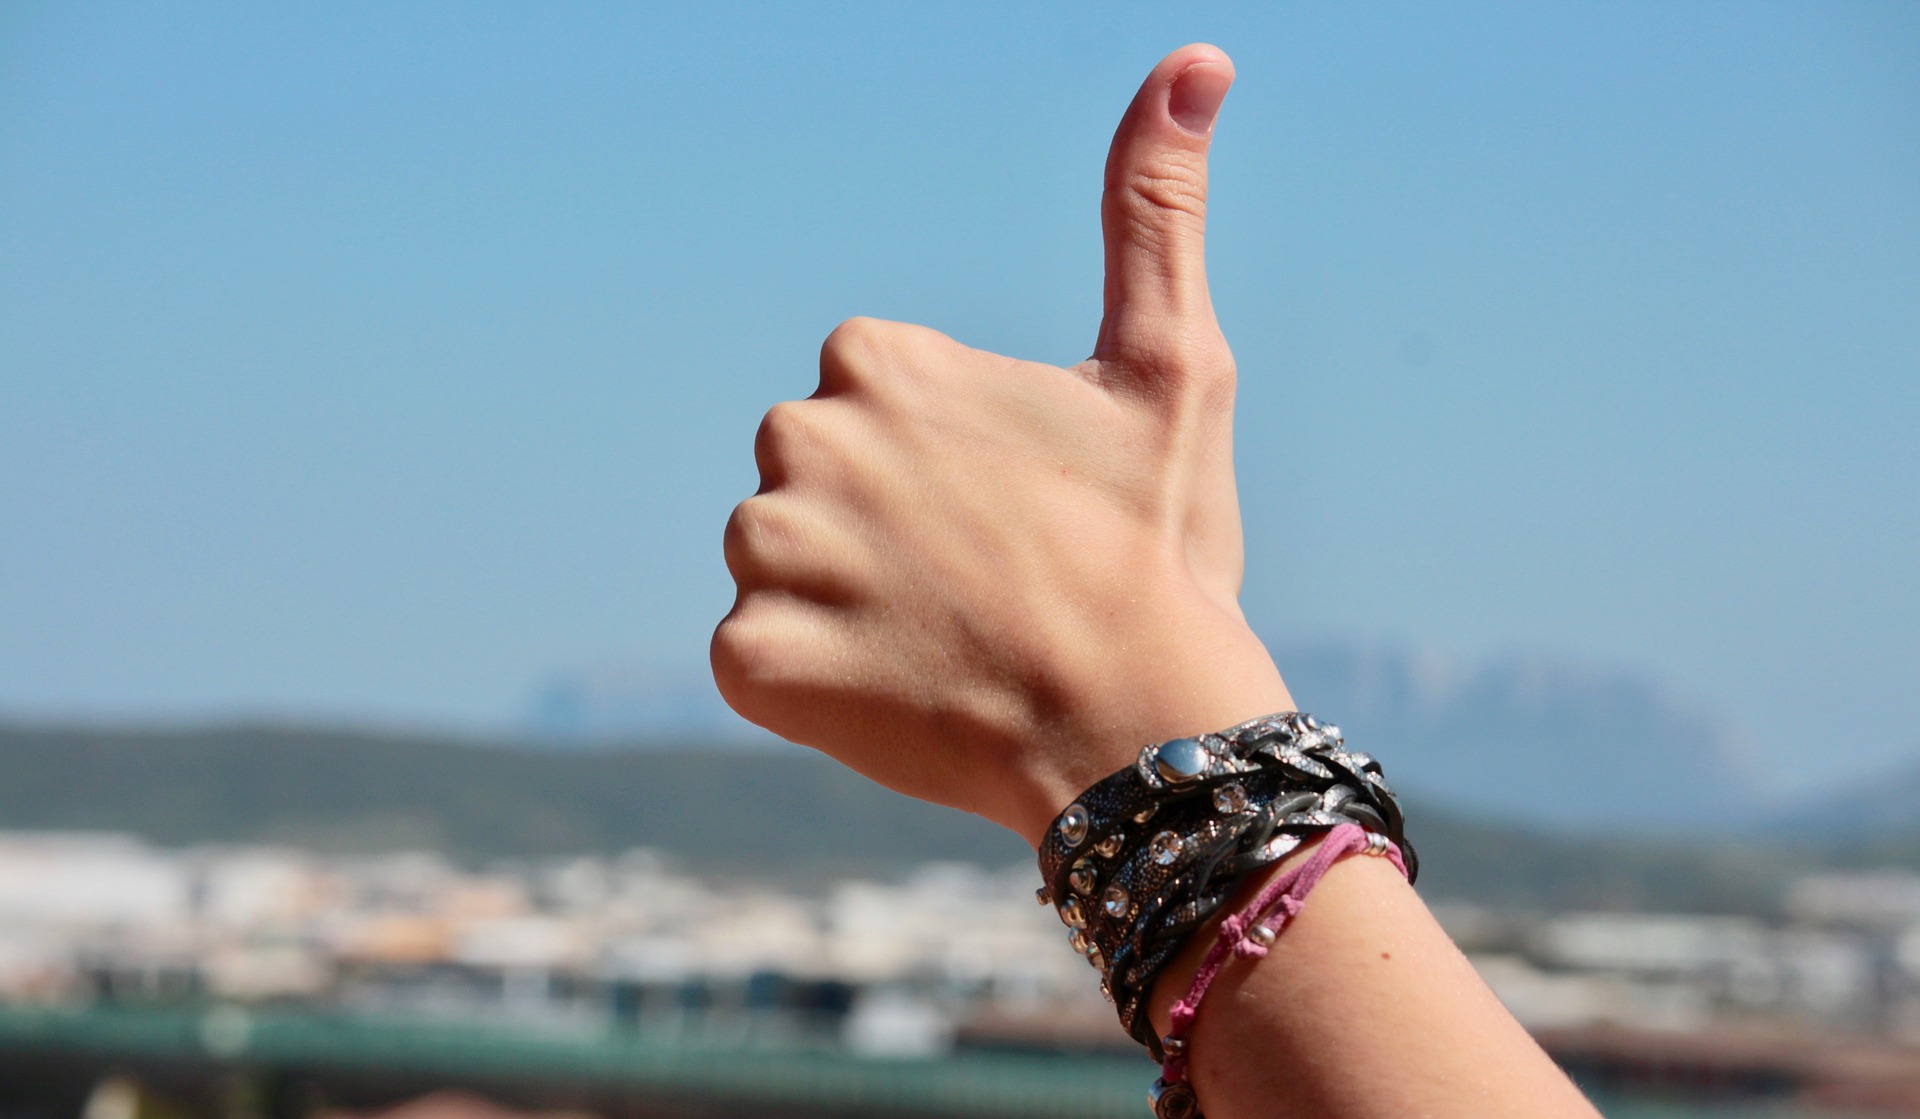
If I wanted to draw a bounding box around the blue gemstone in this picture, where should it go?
[1154,738,1209,784]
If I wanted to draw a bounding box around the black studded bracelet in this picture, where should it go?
[1035,712,1415,1058]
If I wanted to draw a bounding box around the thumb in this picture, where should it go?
[1092,44,1234,383]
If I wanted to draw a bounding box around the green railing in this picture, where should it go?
[0,1003,1868,1119]
[0,1002,1150,1118]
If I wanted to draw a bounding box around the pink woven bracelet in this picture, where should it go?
[1156,823,1409,1097]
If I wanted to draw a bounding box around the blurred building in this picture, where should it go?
[4,830,1920,1057]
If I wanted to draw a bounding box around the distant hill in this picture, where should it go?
[514,642,1790,830]
[1760,750,1920,842]
[0,721,1024,877]
[1276,643,1765,830]
[0,720,1905,915]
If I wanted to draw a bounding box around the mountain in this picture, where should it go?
[0,720,1895,915]
[1275,643,1762,830]
[1760,749,1920,840]
[516,642,1779,828]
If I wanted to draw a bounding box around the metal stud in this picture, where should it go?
[1069,858,1098,897]
[1094,831,1124,859]
[1248,923,1277,947]
[1085,944,1104,970]
[1069,929,1090,954]
[1059,896,1089,929]
[1150,1077,1198,1119]
[1058,802,1090,847]
[1034,885,1050,906]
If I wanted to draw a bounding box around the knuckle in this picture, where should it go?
[819,316,891,391]
[823,315,886,356]
[1111,321,1236,389]
[821,314,887,372]
[711,606,767,672]
[721,501,759,576]
[754,400,823,468]
[1173,333,1236,387]
[710,598,822,732]
[711,597,796,682]
[723,496,788,573]
[819,317,958,396]
[1121,160,1208,224]
[1191,352,1238,415]
[710,609,777,714]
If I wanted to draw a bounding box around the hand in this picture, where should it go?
[711,44,1291,845]
[717,48,1607,1119]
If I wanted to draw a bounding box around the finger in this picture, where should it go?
[1091,44,1234,382]
[722,494,865,606]
[711,590,854,735]
[753,398,847,494]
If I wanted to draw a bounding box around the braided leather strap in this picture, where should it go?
[1035,713,1415,1056]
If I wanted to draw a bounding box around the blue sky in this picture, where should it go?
[2,3,1915,788]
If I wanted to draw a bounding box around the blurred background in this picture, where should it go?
[2,2,1916,1117]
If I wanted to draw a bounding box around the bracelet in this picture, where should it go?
[1149,822,1409,1119]
[1034,713,1415,1099]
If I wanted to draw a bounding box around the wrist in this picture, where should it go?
[1030,707,1418,1084]
[1008,603,1293,846]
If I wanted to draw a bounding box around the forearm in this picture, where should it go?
[1144,834,1600,1119]
[1036,641,1599,1119]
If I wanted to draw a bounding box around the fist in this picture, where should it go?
[712,46,1291,845]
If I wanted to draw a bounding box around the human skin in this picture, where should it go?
[714,43,1601,1119]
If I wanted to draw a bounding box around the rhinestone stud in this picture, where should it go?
[1148,830,1184,867]
[1094,831,1124,859]
[1058,802,1090,848]
[1059,897,1088,929]
[1212,781,1249,815]
[1069,858,1098,897]
[1102,884,1131,920]
[1153,738,1210,785]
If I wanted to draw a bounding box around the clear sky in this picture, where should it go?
[3,3,1915,788]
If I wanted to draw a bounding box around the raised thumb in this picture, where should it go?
[1091,45,1234,381]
